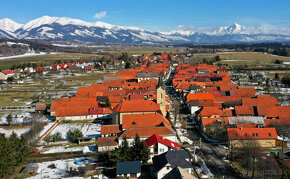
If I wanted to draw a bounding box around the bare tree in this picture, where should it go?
[237,141,262,178]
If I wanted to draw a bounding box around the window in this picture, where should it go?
[256,133,258,137]
[252,133,255,137]
[160,148,164,153]
[269,133,271,136]
[245,133,248,137]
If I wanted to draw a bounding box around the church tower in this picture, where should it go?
[157,76,167,116]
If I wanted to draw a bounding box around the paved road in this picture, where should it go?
[186,122,241,179]
[166,67,241,179]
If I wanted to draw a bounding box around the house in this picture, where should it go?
[97,136,119,152]
[162,167,198,179]
[136,72,159,82]
[118,125,176,147]
[101,125,121,137]
[85,65,94,71]
[0,72,8,81]
[0,70,19,80]
[228,116,264,128]
[35,104,47,113]
[145,134,181,161]
[186,93,215,115]
[152,150,193,179]
[227,128,277,148]
[112,100,160,125]
[116,161,141,178]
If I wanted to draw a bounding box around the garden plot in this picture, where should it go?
[25,159,85,179]
[38,145,96,154]
[0,126,30,137]
[41,145,84,154]
[50,123,101,140]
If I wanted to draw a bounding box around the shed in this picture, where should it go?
[116,161,141,178]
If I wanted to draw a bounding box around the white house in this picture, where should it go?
[152,150,193,179]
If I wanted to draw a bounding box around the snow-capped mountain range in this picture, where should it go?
[0,16,290,44]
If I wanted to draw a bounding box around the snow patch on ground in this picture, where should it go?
[0,127,30,137]
[38,122,56,137]
[0,52,61,60]
[50,123,101,140]
[25,159,84,179]
[180,136,193,145]
[42,145,84,154]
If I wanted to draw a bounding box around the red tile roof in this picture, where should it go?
[227,128,277,140]
[144,134,180,150]
[120,126,174,138]
[97,136,119,147]
[202,117,229,127]
[113,100,160,112]
[122,113,170,129]
[235,105,254,116]
[101,125,121,135]
[186,93,215,102]
[236,88,256,97]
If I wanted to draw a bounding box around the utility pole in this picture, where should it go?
[199,138,202,148]
[282,134,284,153]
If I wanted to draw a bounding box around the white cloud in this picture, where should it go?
[94,11,107,19]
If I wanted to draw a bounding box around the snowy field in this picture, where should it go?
[38,122,56,137]
[50,123,101,140]
[41,145,84,154]
[0,127,30,137]
[25,159,84,179]
[0,112,48,125]
[0,52,61,60]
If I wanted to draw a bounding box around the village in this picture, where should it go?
[0,52,290,179]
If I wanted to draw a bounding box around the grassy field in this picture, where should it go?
[106,46,183,56]
[0,53,100,70]
[189,52,290,66]
[0,71,114,106]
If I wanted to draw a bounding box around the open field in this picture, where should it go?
[0,53,100,70]
[189,52,290,66]
[106,46,183,56]
[0,71,114,106]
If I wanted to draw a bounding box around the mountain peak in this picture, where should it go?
[0,18,23,32]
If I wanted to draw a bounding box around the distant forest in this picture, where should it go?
[179,42,290,57]
[0,39,289,57]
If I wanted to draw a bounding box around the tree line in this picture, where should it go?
[99,135,150,166]
[0,133,29,178]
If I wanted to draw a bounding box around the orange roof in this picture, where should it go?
[202,117,229,127]
[200,106,232,117]
[235,105,254,116]
[264,106,290,118]
[227,128,277,140]
[55,106,90,117]
[122,113,170,129]
[187,93,215,102]
[97,136,118,147]
[120,126,174,138]
[101,125,121,135]
[113,100,160,112]
[236,88,256,97]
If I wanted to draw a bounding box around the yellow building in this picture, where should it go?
[227,127,277,148]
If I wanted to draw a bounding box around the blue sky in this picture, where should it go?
[0,0,289,31]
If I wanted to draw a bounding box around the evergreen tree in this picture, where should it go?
[214,55,221,62]
[274,73,280,80]
[53,132,62,142]
[66,128,83,142]
[131,134,150,164]
[6,114,13,126]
